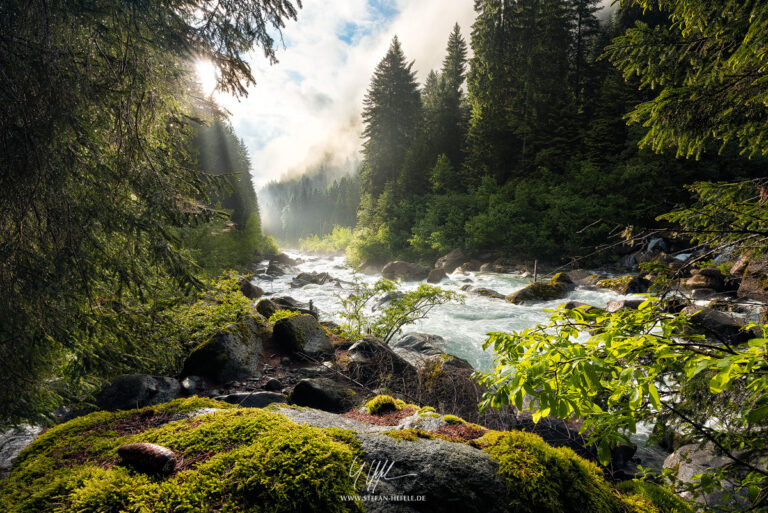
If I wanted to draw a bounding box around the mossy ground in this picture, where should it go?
[364,394,401,414]
[0,398,363,513]
[2,398,690,513]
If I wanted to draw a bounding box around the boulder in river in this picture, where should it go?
[595,274,647,294]
[737,254,768,302]
[681,305,761,345]
[434,248,466,273]
[381,260,431,281]
[273,314,333,356]
[506,273,573,305]
[392,333,473,371]
[181,315,267,384]
[684,267,726,291]
[290,271,332,288]
[238,277,264,299]
[468,287,505,300]
[96,374,181,411]
[427,268,448,283]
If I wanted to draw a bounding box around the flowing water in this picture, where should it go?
[255,250,669,468]
[257,250,639,372]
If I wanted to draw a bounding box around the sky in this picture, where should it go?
[208,0,478,186]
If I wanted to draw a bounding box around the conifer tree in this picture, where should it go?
[360,37,422,200]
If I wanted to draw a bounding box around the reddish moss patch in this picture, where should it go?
[342,407,417,426]
[434,423,487,442]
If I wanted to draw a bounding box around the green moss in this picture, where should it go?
[0,399,363,513]
[596,275,639,294]
[364,395,401,415]
[506,280,569,304]
[616,481,693,513]
[417,406,436,414]
[443,414,466,425]
[268,309,301,325]
[481,430,621,513]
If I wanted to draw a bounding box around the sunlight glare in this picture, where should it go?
[195,59,218,96]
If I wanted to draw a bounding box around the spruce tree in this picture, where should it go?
[360,37,422,200]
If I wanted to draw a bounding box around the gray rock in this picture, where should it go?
[264,378,283,391]
[256,298,278,319]
[297,365,334,378]
[272,253,298,266]
[0,425,43,478]
[737,255,768,302]
[392,333,474,371]
[290,271,332,288]
[273,314,333,356]
[356,433,507,513]
[348,337,416,377]
[663,443,755,508]
[372,291,405,312]
[468,287,505,300]
[181,315,267,384]
[239,278,264,299]
[97,374,181,411]
[681,306,761,345]
[214,392,287,408]
[276,404,389,433]
[382,261,431,281]
[289,378,360,413]
[605,299,645,313]
[434,249,466,273]
[426,268,448,284]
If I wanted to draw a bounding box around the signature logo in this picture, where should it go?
[349,456,418,494]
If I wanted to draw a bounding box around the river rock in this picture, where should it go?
[737,254,768,302]
[595,275,647,294]
[180,375,207,395]
[0,425,43,478]
[371,291,405,311]
[392,333,473,371]
[272,253,298,266]
[290,271,332,288]
[181,315,267,384]
[239,277,264,299]
[214,391,287,408]
[468,287,505,300]
[506,273,573,305]
[256,298,278,318]
[264,378,284,391]
[348,336,416,381]
[730,253,750,277]
[434,248,466,273]
[605,299,645,312]
[96,374,181,411]
[289,378,360,413]
[272,296,319,318]
[427,268,448,283]
[457,260,483,273]
[663,442,752,507]
[273,314,333,356]
[266,261,290,276]
[382,261,431,281]
[685,268,725,291]
[681,305,761,345]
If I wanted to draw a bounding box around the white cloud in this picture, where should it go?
[214,0,477,186]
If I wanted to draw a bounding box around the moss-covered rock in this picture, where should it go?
[181,314,267,384]
[595,275,647,294]
[273,313,333,356]
[506,273,573,305]
[364,395,401,414]
[1,399,691,513]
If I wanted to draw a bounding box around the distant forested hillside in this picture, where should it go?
[284,3,766,265]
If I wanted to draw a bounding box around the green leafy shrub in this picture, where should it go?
[337,279,461,344]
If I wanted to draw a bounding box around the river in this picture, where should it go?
[256,250,640,372]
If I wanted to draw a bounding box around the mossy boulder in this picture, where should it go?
[506,273,573,305]
[273,313,333,356]
[0,399,690,513]
[181,315,267,384]
[595,275,647,294]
